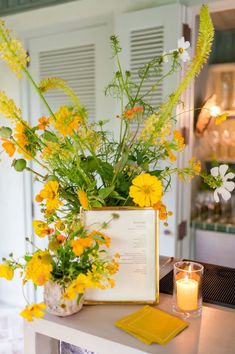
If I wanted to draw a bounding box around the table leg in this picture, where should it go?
[24,322,59,354]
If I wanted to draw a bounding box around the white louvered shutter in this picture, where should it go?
[116,4,189,258]
[39,44,96,118]
[25,25,113,302]
[27,25,113,126]
[130,26,164,110]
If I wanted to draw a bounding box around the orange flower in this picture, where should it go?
[38,116,49,130]
[1,139,15,157]
[56,234,67,243]
[124,109,134,119]
[124,106,144,119]
[71,237,93,256]
[88,230,111,248]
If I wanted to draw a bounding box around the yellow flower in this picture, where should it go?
[215,113,228,125]
[1,139,15,157]
[37,180,62,212]
[51,106,80,136]
[129,173,163,207]
[25,251,52,286]
[0,263,14,280]
[78,190,89,210]
[189,157,201,176]
[0,91,22,120]
[0,20,29,78]
[88,230,111,248]
[33,220,53,238]
[64,274,88,300]
[20,303,46,322]
[167,148,177,162]
[173,130,185,151]
[71,237,93,257]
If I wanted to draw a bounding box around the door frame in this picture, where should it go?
[185,0,235,259]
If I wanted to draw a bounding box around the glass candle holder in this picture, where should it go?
[173,261,204,318]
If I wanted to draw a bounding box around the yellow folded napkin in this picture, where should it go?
[115,305,189,345]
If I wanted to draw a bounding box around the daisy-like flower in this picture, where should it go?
[129,173,163,207]
[177,37,190,62]
[210,164,235,202]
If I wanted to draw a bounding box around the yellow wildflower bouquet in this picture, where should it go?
[0,5,227,320]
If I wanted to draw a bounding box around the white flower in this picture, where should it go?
[177,37,190,62]
[210,164,235,203]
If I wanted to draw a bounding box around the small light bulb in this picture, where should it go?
[210,105,221,117]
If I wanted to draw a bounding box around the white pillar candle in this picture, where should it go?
[176,276,198,311]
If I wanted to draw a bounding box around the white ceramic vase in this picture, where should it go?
[44,281,84,317]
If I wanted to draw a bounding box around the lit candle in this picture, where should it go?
[176,273,198,311]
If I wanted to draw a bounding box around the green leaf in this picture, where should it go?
[99,162,114,182]
[12,159,26,172]
[90,200,103,208]
[109,191,126,200]
[42,130,58,142]
[98,186,115,199]
[0,127,12,138]
[24,255,32,262]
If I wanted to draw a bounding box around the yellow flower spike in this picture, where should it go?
[20,303,46,322]
[0,263,14,280]
[1,139,15,157]
[39,77,81,109]
[78,190,89,210]
[173,130,185,151]
[215,113,228,125]
[129,173,163,207]
[189,157,201,176]
[167,148,177,162]
[0,91,22,120]
[0,20,29,77]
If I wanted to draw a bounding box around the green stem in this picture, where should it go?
[23,68,56,120]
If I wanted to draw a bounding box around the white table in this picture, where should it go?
[24,257,235,354]
[24,293,235,354]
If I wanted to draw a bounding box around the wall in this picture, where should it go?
[0,0,223,306]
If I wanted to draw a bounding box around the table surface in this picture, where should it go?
[25,257,235,354]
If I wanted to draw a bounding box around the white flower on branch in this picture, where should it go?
[210,164,235,202]
[177,37,190,62]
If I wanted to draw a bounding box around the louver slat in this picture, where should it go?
[39,44,96,119]
[130,26,164,132]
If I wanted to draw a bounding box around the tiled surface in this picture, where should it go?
[191,220,235,234]
[0,303,23,354]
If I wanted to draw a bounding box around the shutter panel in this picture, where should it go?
[116,4,187,258]
[130,26,164,109]
[39,44,96,118]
